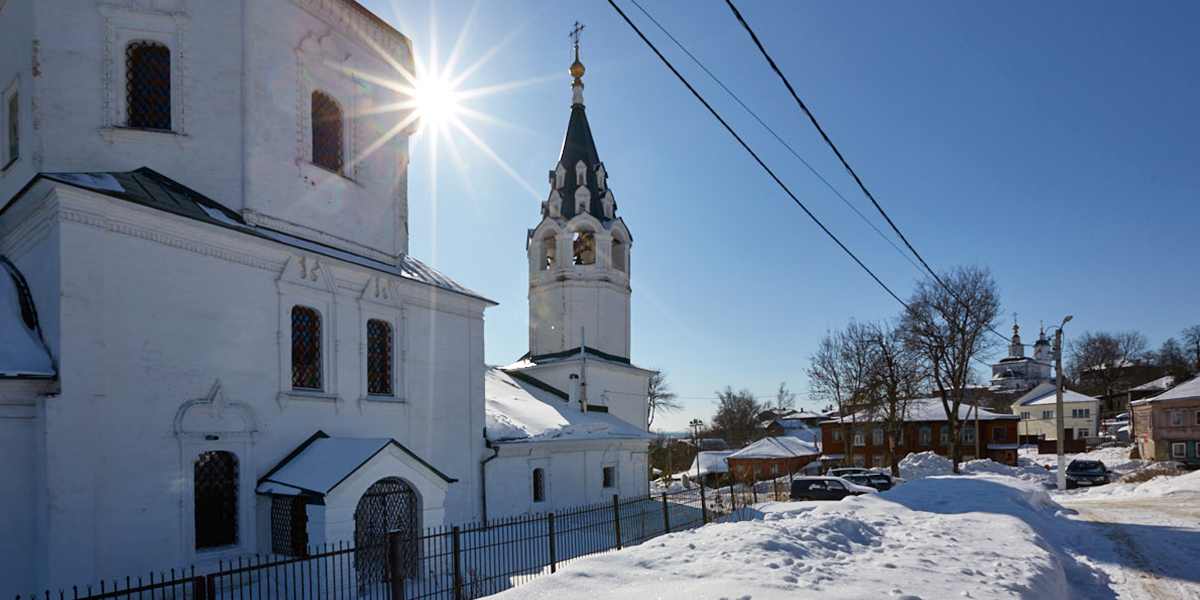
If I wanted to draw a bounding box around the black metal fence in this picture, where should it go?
[16,484,780,600]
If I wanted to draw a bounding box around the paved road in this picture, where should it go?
[1060,495,1200,600]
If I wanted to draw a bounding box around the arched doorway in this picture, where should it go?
[354,477,419,589]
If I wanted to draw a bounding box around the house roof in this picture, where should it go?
[35,169,493,304]
[0,256,54,378]
[484,366,651,443]
[727,436,819,460]
[684,451,734,477]
[255,431,455,500]
[1137,375,1200,404]
[826,397,1018,424]
[1014,383,1100,407]
[1130,375,1175,393]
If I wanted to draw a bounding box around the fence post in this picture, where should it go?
[205,573,218,600]
[452,526,463,600]
[548,513,557,574]
[661,493,670,534]
[388,530,406,600]
[193,575,208,600]
[612,494,623,550]
[752,482,758,505]
[728,483,736,513]
[699,484,708,524]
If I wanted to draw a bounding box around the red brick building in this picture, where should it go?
[726,436,820,480]
[820,398,1020,468]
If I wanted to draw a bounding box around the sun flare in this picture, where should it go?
[413,74,462,134]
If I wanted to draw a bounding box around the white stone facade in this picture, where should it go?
[0,0,490,593]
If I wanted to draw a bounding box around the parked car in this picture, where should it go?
[827,467,870,478]
[790,476,878,501]
[1065,460,1111,489]
[844,473,897,491]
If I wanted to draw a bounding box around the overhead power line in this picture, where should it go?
[723,0,1014,347]
[605,0,908,308]
[627,0,923,275]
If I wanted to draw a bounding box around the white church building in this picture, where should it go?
[0,0,651,593]
[482,45,653,519]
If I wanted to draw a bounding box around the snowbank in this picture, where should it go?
[489,474,1102,600]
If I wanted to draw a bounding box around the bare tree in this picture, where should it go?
[807,321,879,465]
[774,382,797,412]
[900,265,1001,474]
[1181,325,1200,373]
[863,321,924,477]
[1155,338,1195,383]
[1066,330,1149,397]
[646,370,681,428]
[711,387,762,448]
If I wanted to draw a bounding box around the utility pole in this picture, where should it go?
[690,418,704,486]
[1054,316,1073,491]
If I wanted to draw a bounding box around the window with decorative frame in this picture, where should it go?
[125,40,171,130]
[194,451,238,550]
[872,428,884,446]
[291,306,322,390]
[962,426,976,445]
[853,430,865,446]
[366,319,393,396]
[918,427,931,446]
[831,429,843,442]
[311,90,344,173]
[939,426,949,445]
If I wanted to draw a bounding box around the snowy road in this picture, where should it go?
[1060,494,1200,600]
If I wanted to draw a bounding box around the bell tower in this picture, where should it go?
[526,33,632,361]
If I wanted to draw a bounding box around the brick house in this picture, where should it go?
[1131,375,1200,467]
[726,436,820,480]
[820,398,1020,468]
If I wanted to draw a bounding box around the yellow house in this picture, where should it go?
[1012,383,1102,441]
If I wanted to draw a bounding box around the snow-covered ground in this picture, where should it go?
[489,448,1200,600]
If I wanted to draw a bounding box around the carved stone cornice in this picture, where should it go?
[285,0,412,59]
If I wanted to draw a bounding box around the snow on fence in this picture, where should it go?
[16,486,754,600]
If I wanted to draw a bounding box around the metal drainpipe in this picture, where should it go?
[480,430,500,525]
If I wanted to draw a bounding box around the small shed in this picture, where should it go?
[726,437,820,480]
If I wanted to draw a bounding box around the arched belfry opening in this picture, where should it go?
[354,477,419,587]
[572,230,595,265]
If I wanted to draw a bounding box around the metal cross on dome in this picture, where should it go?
[570,21,585,47]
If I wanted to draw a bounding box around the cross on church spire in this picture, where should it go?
[570,21,585,48]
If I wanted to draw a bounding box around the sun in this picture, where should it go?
[413,73,462,134]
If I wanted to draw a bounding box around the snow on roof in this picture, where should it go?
[830,397,1017,423]
[1130,375,1175,393]
[684,451,734,477]
[727,436,819,460]
[256,438,391,496]
[0,257,54,378]
[1016,385,1100,407]
[1138,374,1200,403]
[485,367,651,443]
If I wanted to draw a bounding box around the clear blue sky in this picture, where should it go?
[362,0,1200,433]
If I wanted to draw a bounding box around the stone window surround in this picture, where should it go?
[359,285,407,404]
[98,4,190,139]
[296,34,361,182]
[2,76,18,171]
[277,257,340,405]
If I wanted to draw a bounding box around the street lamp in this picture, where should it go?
[1052,315,1073,491]
[689,418,704,486]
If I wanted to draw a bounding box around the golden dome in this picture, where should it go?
[570,47,585,82]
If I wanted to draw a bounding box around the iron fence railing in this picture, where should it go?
[16,485,766,600]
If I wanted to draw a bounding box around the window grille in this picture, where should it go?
[271,496,309,557]
[311,91,343,173]
[126,41,171,130]
[291,306,322,390]
[602,466,615,488]
[194,451,238,549]
[367,319,392,395]
[354,478,419,586]
[532,468,546,503]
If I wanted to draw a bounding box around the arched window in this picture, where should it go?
[611,238,627,272]
[126,41,171,130]
[311,91,344,173]
[291,306,322,390]
[194,451,238,549]
[367,319,392,396]
[532,468,546,503]
[572,231,595,265]
[540,232,557,270]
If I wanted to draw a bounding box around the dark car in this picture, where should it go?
[843,473,896,492]
[790,476,877,501]
[1065,459,1111,489]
